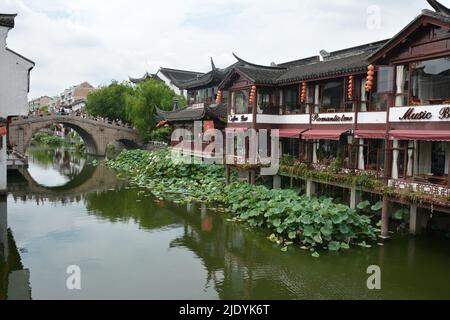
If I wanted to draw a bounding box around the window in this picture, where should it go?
[431,142,448,176]
[257,88,280,115]
[394,65,409,107]
[411,57,450,105]
[377,66,395,93]
[283,87,300,114]
[321,80,344,113]
[318,140,339,163]
[281,138,300,158]
[257,88,270,114]
[221,90,229,106]
[233,90,249,114]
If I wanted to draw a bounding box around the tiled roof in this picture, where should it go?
[159,68,205,88]
[0,13,16,28]
[220,40,388,88]
[277,56,321,68]
[235,66,286,84]
[157,104,227,122]
[206,104,228,119]
[368,9,450,62]
[157,106,206,122]
[179,62,238,90]
[129,72,163,84]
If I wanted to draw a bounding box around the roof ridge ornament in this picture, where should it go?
[210,57,217,71]
[232,52,287,70]
[426,0,450,16]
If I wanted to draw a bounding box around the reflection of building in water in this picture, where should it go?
[0,196,31,300]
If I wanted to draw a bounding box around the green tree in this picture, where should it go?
[125,79,185,140]
[86,80,132,122]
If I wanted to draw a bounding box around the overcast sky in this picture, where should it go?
[0,0,443,98]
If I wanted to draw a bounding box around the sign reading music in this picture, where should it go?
[391,105,450,122]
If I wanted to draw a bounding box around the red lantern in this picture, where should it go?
[299,81,307,103]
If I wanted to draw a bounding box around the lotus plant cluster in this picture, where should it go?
[107,150,379,257]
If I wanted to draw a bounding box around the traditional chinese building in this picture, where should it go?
[130,68,204,99]
[218,0,450,237]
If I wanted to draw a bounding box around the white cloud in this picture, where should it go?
[0,0,436,98]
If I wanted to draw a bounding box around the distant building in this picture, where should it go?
[28,96,51,112]
[0,13,34,193]
[130,68,204,98]
[59,81,95,107]
[48,96,61,112]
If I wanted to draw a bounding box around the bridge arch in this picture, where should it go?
[8,114,141,156]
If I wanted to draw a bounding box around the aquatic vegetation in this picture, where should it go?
[31,132,68,147]
[106,149,378,254]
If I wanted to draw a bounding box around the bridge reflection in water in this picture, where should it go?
[8,148,126,204]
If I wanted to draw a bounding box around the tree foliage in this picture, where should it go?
[86,80,132,122]
[85,79,186,140]
[125,79,185,140]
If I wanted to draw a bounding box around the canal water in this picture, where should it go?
[1,147,450,300]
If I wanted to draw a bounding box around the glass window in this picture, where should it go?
[394,65,409,107]
[318,140,339,163]
[281,138,300,158]
[431,142,448,176]
[377,66,395,93]
[366,78,388,112]
[233,90,249,114]
[257,88,271,114]
[412,57,450,105]
[321,80,344,112]
[283,87,300,114]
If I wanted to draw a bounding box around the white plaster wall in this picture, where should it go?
[358,112,387,124]
[157,72,185,98]
[0,136,6,191]
[0,25,34,118]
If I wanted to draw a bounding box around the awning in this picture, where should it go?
[302,129,348,140]
[389,130,450,141]
[271,129,307,138]
[354,130,386,139]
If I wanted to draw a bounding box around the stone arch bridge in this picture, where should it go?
[8,114,141,156]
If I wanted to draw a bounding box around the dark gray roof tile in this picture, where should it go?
[0,13,16,28]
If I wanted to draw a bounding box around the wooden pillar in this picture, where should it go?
[447,151,450,187]
[225,166,231,185]
[380,196,390,239]
[409,203,418,235]
[250,170,256,185]
[306,179,316,198]
[273,175,281,189]
[350,187,361,210]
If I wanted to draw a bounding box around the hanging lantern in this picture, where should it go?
[347,75,354,100]
[216,90,223,104]
[299,81,307,103]
[366,65,375,92]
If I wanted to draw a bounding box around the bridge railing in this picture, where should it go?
[10,113,135,130]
